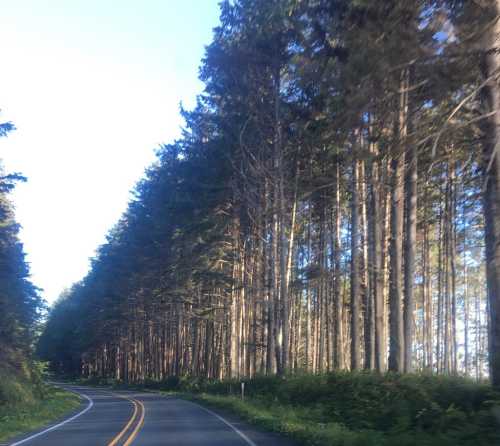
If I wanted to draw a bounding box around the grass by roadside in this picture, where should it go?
[188,392,380,446]
[75,371,500,446]
[188,373,500,446]
[0,384,81,443]
[188,391,477,446]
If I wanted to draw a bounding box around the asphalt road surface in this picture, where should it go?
[5,384,295,446]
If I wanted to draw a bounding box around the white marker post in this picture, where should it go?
[241,382,245,400]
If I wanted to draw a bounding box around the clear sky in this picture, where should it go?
[0,0,221,304]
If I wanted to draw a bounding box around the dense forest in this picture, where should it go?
[0,118,44,402]
[39,0,500,388]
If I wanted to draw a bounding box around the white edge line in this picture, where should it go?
[9,388,94,446]
[187,400,258,446]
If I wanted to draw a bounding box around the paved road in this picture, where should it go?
[6,385,295,446]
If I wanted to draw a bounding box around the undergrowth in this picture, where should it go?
[0,359,81,442]
[81,371,500,446]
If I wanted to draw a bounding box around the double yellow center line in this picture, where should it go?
[107,394,145,446]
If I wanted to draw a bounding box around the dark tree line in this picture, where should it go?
[0,118,43,383]
[38,0,500,386]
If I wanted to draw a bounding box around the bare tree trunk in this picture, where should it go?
[437,197,444,374]
[422,207,433,370]
[371,141,385,372]
[351,157,362,370]
[230,223,240,378]
[450,160,458,374]
[361,159,374,370]
[305,206,312,371]
[382,176,391,368]
[388,72,407,372]
[273,66,286,375]
[479,0,500,387]
[265,179,276,375]
[333,159,344,369]
[464,260,469,376]
[281,159,298,373]
[403,101,417,373]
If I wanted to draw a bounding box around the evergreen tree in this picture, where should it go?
[0,117,44,400]
[38,0,499,386]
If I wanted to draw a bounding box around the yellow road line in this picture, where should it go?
[106,395,138,446]
[123,399,145,446]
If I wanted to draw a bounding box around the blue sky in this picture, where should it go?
[0,0,221,303]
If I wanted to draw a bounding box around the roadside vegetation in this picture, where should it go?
[78,371,500,446]
[0,363,81,443]
[0,119,71,443]
[189,373,500,446]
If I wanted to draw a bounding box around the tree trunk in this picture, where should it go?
[333,159,344,369]
[388,70,408,372]
[371,144,385,372]
[403,106,417,373]
[351,157,362,370]
[361,159,374,370]
[479,0,500,387]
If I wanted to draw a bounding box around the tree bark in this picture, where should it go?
[388,70,408,372]
[403,103,417,373]
[333,159,344,369]
[351,157,362,370]
[479,0,500,387]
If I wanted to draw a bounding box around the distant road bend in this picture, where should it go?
[6,384,293,446]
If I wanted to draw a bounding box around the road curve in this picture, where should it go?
[6,385,140,446]
[6,385,295,446]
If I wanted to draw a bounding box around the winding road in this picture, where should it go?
[6,385,294,446]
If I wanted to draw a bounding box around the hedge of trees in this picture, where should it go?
[39,0,500,386]
[0,118,43,393]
